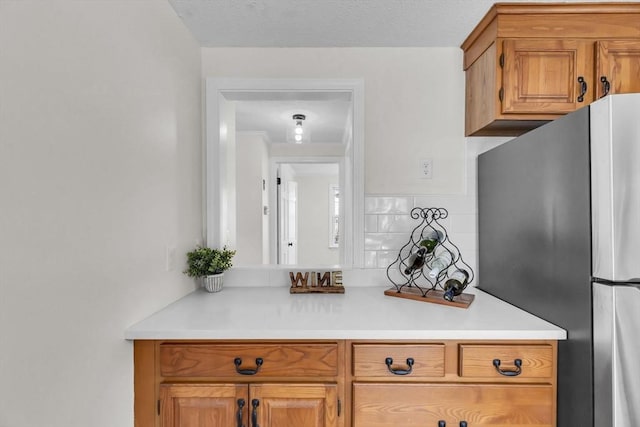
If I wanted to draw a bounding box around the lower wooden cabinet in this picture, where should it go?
[134,339,558,427]
[352,383,554,427]
[161,383,337,427]
[160,384,247,427]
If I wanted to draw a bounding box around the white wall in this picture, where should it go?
[202,49,487,284]
[297,174,340,265]
[0,2,202,427]
[201,48,466,196]
[235,132,269,265]
[219,97,237,248]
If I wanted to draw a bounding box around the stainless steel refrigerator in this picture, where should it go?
[478,93,640,427]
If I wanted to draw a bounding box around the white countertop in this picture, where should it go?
[125,286,566,340]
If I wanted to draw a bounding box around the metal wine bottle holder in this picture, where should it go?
[385,207,476,308]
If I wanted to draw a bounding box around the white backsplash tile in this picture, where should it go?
[376,250,399,269]
[365,196,412,214]
[364,233,410,251]
[362,188,479,278]
[364,215,378,233]
[449,214,477,234]
[377,214,418,233]
[364,251,378,268]
[446,231,477,249]
[414,194,477,214]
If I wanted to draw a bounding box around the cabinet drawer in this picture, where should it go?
[160,343,338,377]
[353,382,554,427]
[459,344,553,379]
[352,344,445,377]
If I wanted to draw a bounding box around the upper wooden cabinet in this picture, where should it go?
[461,3,640,136]
[596,40,640,97]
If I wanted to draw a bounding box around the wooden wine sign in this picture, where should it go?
[289,270,345,294]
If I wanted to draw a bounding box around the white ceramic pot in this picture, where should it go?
[203,273,224,293]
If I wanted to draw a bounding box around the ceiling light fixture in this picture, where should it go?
[292,114,305,144]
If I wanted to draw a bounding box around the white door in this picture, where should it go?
[278,165,298,264]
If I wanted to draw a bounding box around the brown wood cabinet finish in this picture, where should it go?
[159,343,338,377]
[462,3,640,136]
[352,383,554,427]
[133,339,557,427]
[351,343,445,377]
[160,383,337,427]
[160,384,248,427]
[458,343,554,378]
[501,39,593,114]
[596,40,640,97]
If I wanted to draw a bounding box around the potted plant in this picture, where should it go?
[184,246,236,292]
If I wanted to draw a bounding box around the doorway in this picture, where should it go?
[275,162,340,265]
[205,78,364,267]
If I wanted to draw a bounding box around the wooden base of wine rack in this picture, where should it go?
[384,287,475,309]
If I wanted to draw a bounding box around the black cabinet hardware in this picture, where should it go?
[492,358,522,376]
[251,399,259,427]
[234,357,263,375]
[236,399,245,427]
[600,76,610,97]
[577,76,587,102]
[385,357,414,375]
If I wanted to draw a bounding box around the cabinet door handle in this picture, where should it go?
[385,357,414,375]
[577,76,587,102]
[236,399,246,427]
[600,76,611,98]
[251,399,260,427]
[234,357,264,375]
[492,358,522,376]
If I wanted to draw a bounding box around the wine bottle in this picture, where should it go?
[443,269,469,301]
[419,229,444,254]
[403,247,427,275]
[427,248,452,279]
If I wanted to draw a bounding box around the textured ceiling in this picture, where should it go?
[168,0,616,48]
[179,0,624,143]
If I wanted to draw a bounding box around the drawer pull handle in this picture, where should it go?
[385,357,414,375]
[438,421,446,427]
[492,358,522,376]
[251,399,260,427]
[234,357,263,375]
[460,422,468,427]
[236,399,245,427]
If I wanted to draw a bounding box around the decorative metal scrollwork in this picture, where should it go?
[385,207,474,299]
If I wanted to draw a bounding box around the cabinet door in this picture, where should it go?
[250,383,338,427]
[596,40,640,98]
[502,39,592,114]
[160,383,248,427]
[353,383,554,427]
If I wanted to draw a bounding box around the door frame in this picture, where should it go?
[271,157,344,265]
[205,78,364,267]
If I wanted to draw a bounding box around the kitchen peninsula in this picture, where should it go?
[127,286,565,427]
